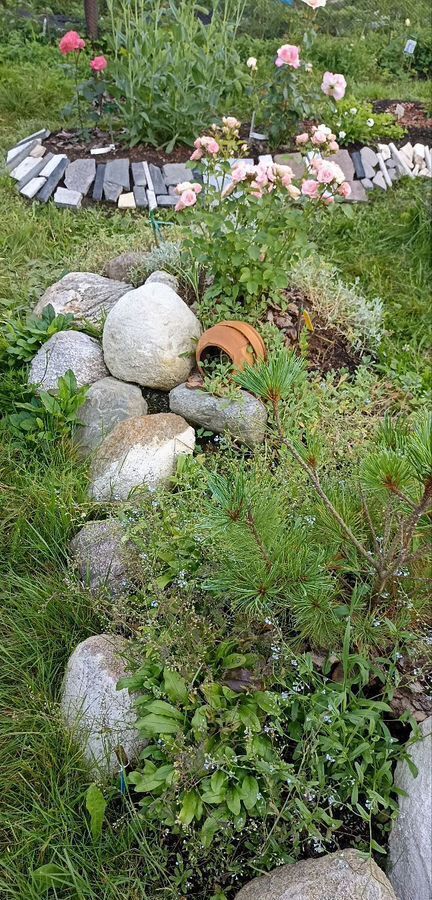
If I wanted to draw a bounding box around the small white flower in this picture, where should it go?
[367,118,375,127]
[246,56,257,71]
[405,18,411,26]
[304,62,313,72]
[338,130,346,139]
[350,107,358,115]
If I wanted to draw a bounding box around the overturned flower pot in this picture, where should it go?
[196,320,266,374]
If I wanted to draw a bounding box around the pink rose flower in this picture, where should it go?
[301,179,320,198]
[275,44,300,69]
[59,30,86,55]
[192,182,203,194]
[222,116,241,130]
[90,55,108,72]
[321,71,347,101]
[338,181,352,198]
[181,189,198,207]
[316,162,339,184]
[190,148,203,161]
[328,140,339,152]
[200,136,220,155]
[311,130,327,144]
[300,0,327,8]
[286,183,301,198]
[296,133,309,145]
[231,163,250,183]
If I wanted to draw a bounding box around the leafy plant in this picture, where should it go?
[105,0,247,149]
[122,634,417,881]
[2,304,75,365]
[326,98,405,146]
[9,370,88,445]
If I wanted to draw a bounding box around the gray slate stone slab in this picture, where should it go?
[389,143,415,178]
[54,187,82,209]
[360,146,379,169]
[92,163,106,201]
[351,150,365,180]
[17,153,53,189]
[64,158,96,195]
[327,149,355,181]
[104,158,130,190]
[169,384,267,448]
[39,154,68,178]
[133,185,148,208]
[131,162,147,187]
[143,162,153,192]
[162,163,190,185]
[361,178,374,190]
[74,376,148,458]
[16,128,50,146]
[6,138,41,171]
[36,157,69,202]
[20,176,46,199]
[274,152,305,179]
[104,181,123,203]
[148,164,167,194]
[373,171,387,191]
[11,155,44,182]
[157,194,177,207]
[147,189,157,211]
[377,152,392,188]
[346,181,368,202]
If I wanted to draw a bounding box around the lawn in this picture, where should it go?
[0,2,431,899]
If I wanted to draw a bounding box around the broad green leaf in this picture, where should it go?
[164,667,188,704]
[226,787,241,816]
[136,714,180,735]
[145,699,183,720]
[32,864,75,889]
[240,775,259,811]
[201,815,219,848]
[178,790,199,825]
[223,653,247,669]
[254,692,279,714]
[85,783,107,841]
[211,771,228,795]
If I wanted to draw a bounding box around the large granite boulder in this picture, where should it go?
[102,283,201,390]
[33,272,131,325]
[388,716,432,900]
[28,330,108,391]
[103,251,150,283]
[234,849,396,900]
[69,519,140,596]
[89,413,195,501]
[60,634,143,775]
[169,384,267,448]
[74,376,148,458]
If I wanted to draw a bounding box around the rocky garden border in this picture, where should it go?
[5,129,432,211]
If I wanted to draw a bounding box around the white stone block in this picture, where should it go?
[118,192,136,209]
[20,176,46,198]
[54,187,82,209]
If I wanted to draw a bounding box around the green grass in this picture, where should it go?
[0,9,431,899]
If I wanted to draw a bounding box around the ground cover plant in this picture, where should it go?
[0,1,431,899]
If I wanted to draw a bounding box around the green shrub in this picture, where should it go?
[105,0,248,149]
[326,98,405,146]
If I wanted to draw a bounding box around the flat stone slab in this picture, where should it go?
[92,163,106,201]
[156,194,177,207]
[39,153,68,178]
[373,171,387,190]
[162,163,190,185]
[131,162,147,187]
[361,178,374,190]
[118,192,136,209]
[37,157,69,202]
[133,185,148,208]
[20,176,46,199]
[146,189,157,211]
[17,153,52,189]
[143,162,153,192]
[6,138,41,171]
[148,164,167,194]
[273,152,305,179]
[16,128,50,146]
[64,158,96,196]
[54,187,82,209]
[360,146,379,169]
[104,181,123,203]
[351,150,365,180]
[29,144,46,158]
[104,159,130,190]
[346,180,368,202]
[326,148,355,181]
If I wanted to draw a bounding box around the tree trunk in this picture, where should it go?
[84,0,99,40]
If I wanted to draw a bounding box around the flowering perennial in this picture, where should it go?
[59,30,86,55]
[321,71,347,101]
[275,44,301,69]
[296,124,339,155]
[90,55,108,72]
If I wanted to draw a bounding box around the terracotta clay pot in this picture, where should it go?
[196,320,266,373]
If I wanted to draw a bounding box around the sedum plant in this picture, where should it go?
[201,351,431,651]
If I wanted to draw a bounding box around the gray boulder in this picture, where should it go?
[145,270,179,292]
[29,330,108,391]
[388,716,432,900]
[69,519,140,596]
[102,283,201,390]
[74,376,148,458]
[235,849,396,900]
[89,413,195,501]
[60,634,143,775]
[33,272,131,325]
[169,384,267,448]
[103,251,150,283]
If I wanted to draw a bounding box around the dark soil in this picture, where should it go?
[373,100,432,147]
[266,286,362,375]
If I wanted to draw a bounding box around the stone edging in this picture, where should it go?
[5,130,431,211]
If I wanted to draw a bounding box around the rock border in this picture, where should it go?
[6,130,431,211]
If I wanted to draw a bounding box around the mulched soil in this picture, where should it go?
[374,99,432,147]
[266,286,362,375]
